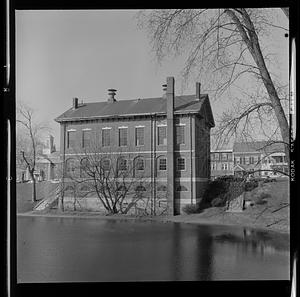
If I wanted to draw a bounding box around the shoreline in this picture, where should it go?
[17,210,290,235]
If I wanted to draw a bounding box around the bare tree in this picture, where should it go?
[16,102,50,202]
[137,8,289,163]
[61,141,166,215]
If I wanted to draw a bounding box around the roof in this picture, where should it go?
[55,94,215,127]
[233,141,286,154]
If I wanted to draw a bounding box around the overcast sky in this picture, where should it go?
[16,9,289,149]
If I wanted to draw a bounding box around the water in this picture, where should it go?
[17,216,289,282]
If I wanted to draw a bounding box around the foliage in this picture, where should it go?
[202,176,245,207]
[182,203,199,214]
[244,180,259,191]
[211,197,224,207]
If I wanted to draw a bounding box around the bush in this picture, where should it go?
[182,204,199,214]
[203,176,245,207]
[244,180,258,191]
[211,197,225,207]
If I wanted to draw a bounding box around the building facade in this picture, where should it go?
[16,135,61,182]
[55,77,215,215]
[210,141,289,179]
[210,149,234,179]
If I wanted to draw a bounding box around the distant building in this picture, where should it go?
[55,77,215,215]
[210,148,234,179]
[210,141,288,179]
[17,135,61,182]
[233,141,288,178]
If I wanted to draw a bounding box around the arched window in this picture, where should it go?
[80,184,90,192]
[176,185,188,192]
[101,158,111,171]
[134,157,145,171]
[64,185,74,192]
[135,185,146,192]
[117,158,127,171]
[157,184,167,192]
[117,185,127,192]
[80,158,90,178]
[66,158,76,177]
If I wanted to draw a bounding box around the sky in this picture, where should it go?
[16,9,289,150]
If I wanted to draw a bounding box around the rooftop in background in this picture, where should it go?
[233,141,286,154]
[55,94,215,127]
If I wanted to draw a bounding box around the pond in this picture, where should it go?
[17,216,290,282]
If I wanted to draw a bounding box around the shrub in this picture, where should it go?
[211,197,225,207]
[182,204,199,214]
[244,180,258,191]
[203,176,245,207]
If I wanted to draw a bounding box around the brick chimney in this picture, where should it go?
[166,76,175,215]
[196,82,201,100]
[108,89,117,103]
[162,84,167,98]
[73,97,79,109]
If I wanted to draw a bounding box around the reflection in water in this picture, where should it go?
[17,217,289,282]
[214,227,289,256]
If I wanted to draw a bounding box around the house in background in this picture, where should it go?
[55,77,215,215]
[210,148,234,180]
[17,135,61,182]
[233,141,288,178]
[210,141,288,179]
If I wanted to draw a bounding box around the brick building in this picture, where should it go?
[55,77,215,215]
[210,141,288,179]
[210,148,234,179]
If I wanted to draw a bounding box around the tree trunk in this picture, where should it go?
[226,9,290,165]
[30,171,37,202]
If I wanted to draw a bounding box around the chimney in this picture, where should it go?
[73,97,79,109]
[196,82,201,100]
[166,76,175,215]
[162,84,167,98]
[108,89,117,103]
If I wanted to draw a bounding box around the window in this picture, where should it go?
[241,157,246,165]
[101,159,111,171]
[66,158,76,177]
[235,157,240,164]
[157,126,167,145]
[135,185,146,192]
[80,185,89,192]
[102,129,111,147]
[176,185,188,192]
[176,125,185,145]
[215,153,220,161]
[250,157,254,164]
[177,158,186,171]
[82,130,91,148]
[221,153,227,161]
[65,185,74,192]
[158,158,167,171]
[118,158,127,171]
[67,131,76,148]
[245,156,250,165]
[211,153,215,161]
[119,128,128,146]
[227,153,232,161]
[135,158,145,171]
[211,163,217,170]
[80,158,90,177]
[135,127,144,146]
[222,163,228,170]
[157,184,167,192]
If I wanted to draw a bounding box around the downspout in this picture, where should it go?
[150,117,153,215]
[190,115,193,204]
[166,77,175,215]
